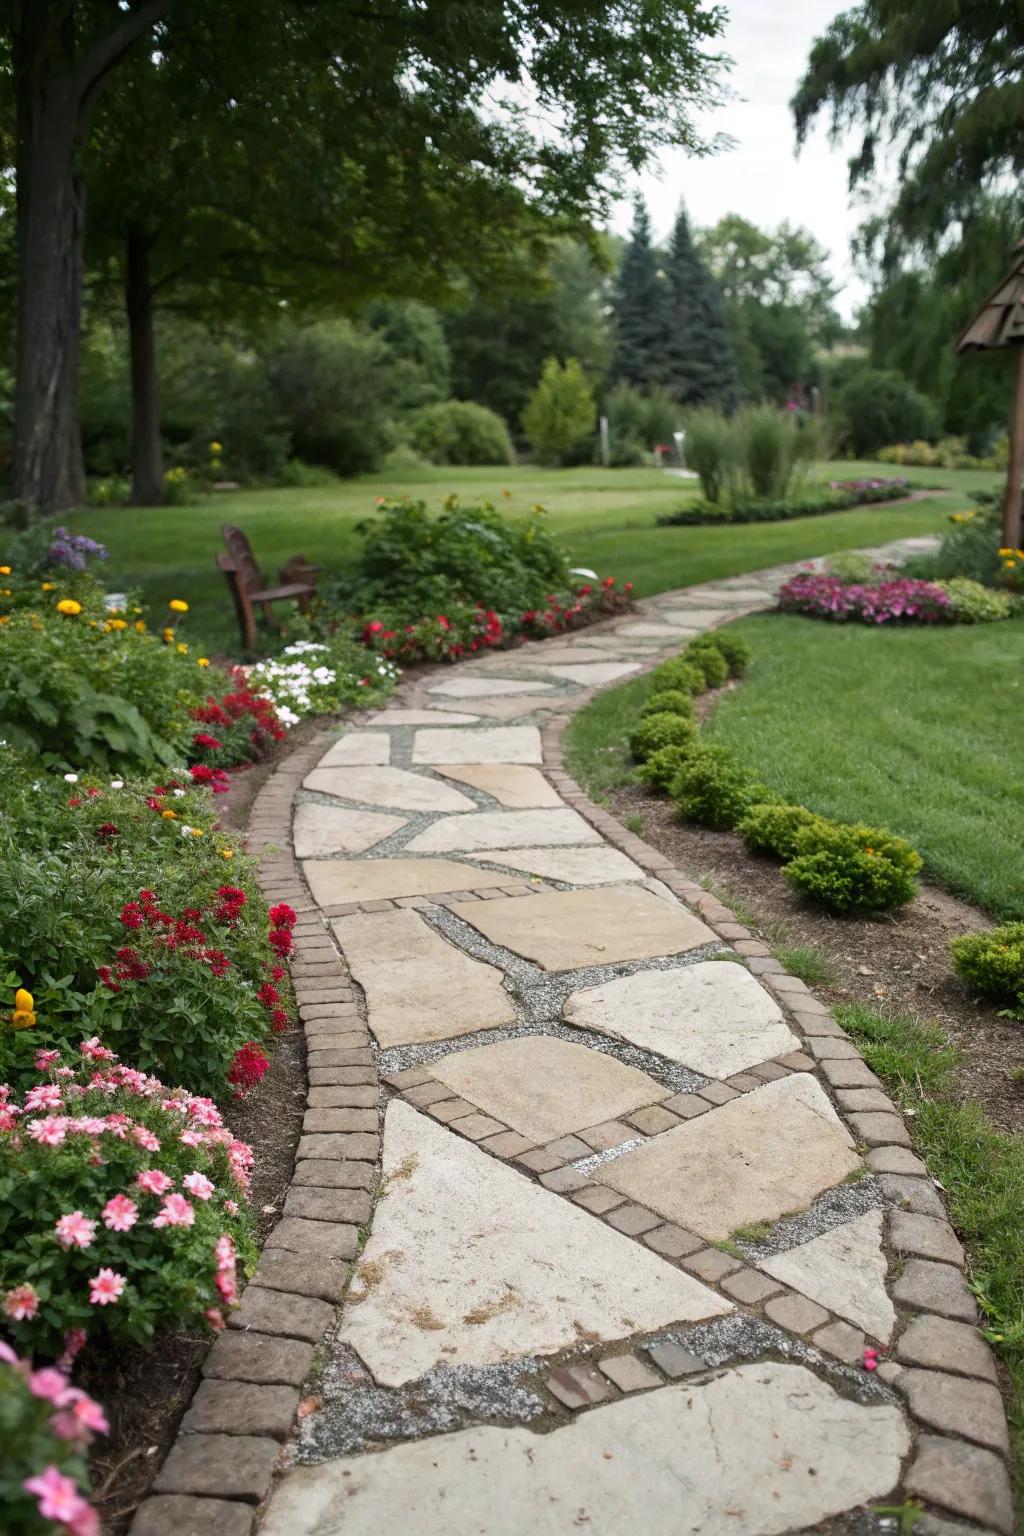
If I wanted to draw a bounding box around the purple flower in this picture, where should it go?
[778,572,949,626]
[48,528,108,572]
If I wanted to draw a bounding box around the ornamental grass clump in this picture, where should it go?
[783,821,922,913]
[0,1045,254,1356]
[949,923,1024,1018]
[629,711,697,763]
[1,1340,106,1536]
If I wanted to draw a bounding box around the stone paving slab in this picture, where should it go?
[260,1362,907,1536]
[466,844,645,884]
[428,676,555,697]
[293,802,406,857]
[540,660,643,685]
[339,1102,729,1386]
[407,807,601,854]
[760,1208,896,1341]
[563,960,798,1076]
[304,763,477,813]
[451,885,717,970]
[433,693,563,719]
[369,708,480,724]
[601,1074,860,1240]
[412,725,543,764]
[317,732,390,766]
[303,857,511,906]
[429,1035,671,1143]
[437,764,564,807]
[332,909,516,1046]
[615,621,703,639]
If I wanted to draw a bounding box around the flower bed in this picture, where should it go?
[778,568,1015,625]
[657,477,911,527]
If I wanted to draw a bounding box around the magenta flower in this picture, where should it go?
[79,1037,116,1061]
[102,1194,138,1232]
[131,1125,161,1152]
[23,1464,83,1521]
[29,1366,70,1402]
[27,1115,69,1146]
[34,1048,61,1070]
[152,1193,195,1229]
[55,1211,97,1250]
[24,1084,63,1111]
[88,1268,126,1306]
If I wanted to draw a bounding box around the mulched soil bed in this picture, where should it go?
[610,781,1024,1137]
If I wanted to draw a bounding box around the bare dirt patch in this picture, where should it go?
[610,782,1024,1136]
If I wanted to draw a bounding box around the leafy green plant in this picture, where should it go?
[935,577,1015,622]
[683,408,736,502]
[738,405,796,499]
[672,745,763,829]
[1,1345,105,1536]
[629,711,697,763]
[651,656,706,695]
[736,801,824,859]
[783,820,922,913]
[949,923,1024,1016]
[408,400,515,466]
[636,740,702,792]
[684,639,729,688]
[0,1049,254,1356]
[698,630,752,677]
[641,687,694,720]
[521,357,595,465]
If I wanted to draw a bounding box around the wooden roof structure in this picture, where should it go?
[956,245,1024,351]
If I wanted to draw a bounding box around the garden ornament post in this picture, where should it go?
[956,242,1024,548]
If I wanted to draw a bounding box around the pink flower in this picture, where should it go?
[224,1198,239,1216]
[34,1048,60,1070]
[61,1387,109,1435]
[131,1126,161,1151]
[152,1193,195,1229]
[55,1211,97,1249]
[135,1168,173,1196]
[0,1106,18,1131]
[29,1367,70,1402]
[88,1268,126,1306]
[23,1465,85,1523]
[57,1329,88,1371]
[102,1194,138,1232]
[183,1171,214,1201]
[205,1306,226,1331]
[27,1115,69,1146]
[69,1503,101,1536]
[215,1269,238,1304]
[25,1084,63,1111]
[178,1128,202,1147]
[79,1036,116,1061]
[4,1283,39,1320]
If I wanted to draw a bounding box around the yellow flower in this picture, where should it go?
[15,988,33,1013]
[209,441,223,454]
[169,599,189,613]
[190,827,204,837]
[162,627,174,643]
[0,617,9,625]
[41,582,54,591]
[221,848,234,860]
[176,642,188,655]
[197,656,210,667]
[134,620,147,633]
[0,590,10,597]
[56,599,82,616]
[999,547,1013,557]
[0,565,10,575]
[105,618,127,632]
[162,809,177,820]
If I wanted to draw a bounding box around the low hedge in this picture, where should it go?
[657,477,911,527]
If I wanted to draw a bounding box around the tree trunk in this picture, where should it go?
[11,31,87,512]
[126,225,164,505]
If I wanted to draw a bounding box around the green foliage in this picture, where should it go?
[827,552,878,583]
[603,384,680,466]
[706,630,753,676]
[408,400,516,467]
[636,741,701,792]
[659,205,738,409]
[350,495,568,619]
[652,656,707,695]
[907,501,1007,589]
[684,640,730,688]
[642,687,694,720]
[738,801,826,859]
[0,1051,254,1355]
[936,578,1015,623]
[521,358,595,465]
[611,199,666,391]
[672,744,762,829]
[0,1347,99,1535]
[265,321,397,476]
[683,409,736,503]
[629,711,697,763]
[739,406,798,498]
[783,820,922,913]
[949,924,1024,1016]
[836,369,939,458]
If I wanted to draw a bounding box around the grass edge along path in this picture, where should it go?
[837,1000,1024,1511]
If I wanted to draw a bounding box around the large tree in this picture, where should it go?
[3,0,730,510]
[611,198,666,389]
[792,1,1024,250]
[660,203,737,409]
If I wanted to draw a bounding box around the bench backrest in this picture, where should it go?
[221,524,264,594]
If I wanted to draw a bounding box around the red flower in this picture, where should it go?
[193,732,223,750]
[67,796,82,808]
[268,902,296,929]
[227,1042,269,1095]
[270,1009,290,1032]
[97,822,119,841]
[271,964,286,982]
[257,983,280,1007]
[269,928,292,957]
[120,902,145,930]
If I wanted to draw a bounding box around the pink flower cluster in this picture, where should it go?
[2,1339,105,1534]
[778,570,952,625]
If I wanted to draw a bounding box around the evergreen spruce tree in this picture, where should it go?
[611,199,666,387]
[662,205,738,409]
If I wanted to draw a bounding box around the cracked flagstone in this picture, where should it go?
[601,1074,860,1240]
[302,857,512,906]
[260,1360,907,1536]
[562,961,798,1077]
[451,886,717,970]
[411,725,542,765]
[760,1209,896,1342]
[316,731,391,766]
[292,802,406,857]
[430,1035,671,1142]
[332,910,515,1046]
[436,764,563,808]
[406,807,601,854]
[466,844,644,884]
[338,1102,729,1386]
[303,763,477,813]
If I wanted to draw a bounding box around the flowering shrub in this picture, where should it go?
[248,637,397,727]
[0,1047,254,1355]
[1,1341,105,1536]
[949,923,1024,1018]
[778,570,952,625]
[189,671,287,764]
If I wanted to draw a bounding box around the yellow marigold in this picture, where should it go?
[197,656,210,667]
[105,618,128,631]
[169,599,189,613]
[135,620,147,633]
[221,848,234,860]
[190,828,204,837]
[56,599,82,616]
[162,809,177,820]
[176,642,188,654]
[209,441,222,454]
[0,617,8,626]
[41,582,54,591]
[0,589,10,597]
[162,627,174,643]
[0,565,10,575]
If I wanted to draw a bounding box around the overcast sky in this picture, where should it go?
[610,0,871,320]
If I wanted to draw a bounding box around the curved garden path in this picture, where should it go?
[131,531,1012,1536]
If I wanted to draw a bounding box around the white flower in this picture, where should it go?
[110,779,124,789]
[172,788,186,798]
[64,773,79,783]
[179,824,193,837]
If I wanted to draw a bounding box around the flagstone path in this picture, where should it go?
[131,535,1014,1536]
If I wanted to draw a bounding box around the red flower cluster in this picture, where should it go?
[101,889,235,991]
[191,671,286,755]
[227,1042,269,1096]
[520,579,632,640]
[267,902,296,959]
[190,764,231,794]
[192,733,223,751]
[215,885,246,925]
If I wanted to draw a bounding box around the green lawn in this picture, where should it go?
[706,611,1024,918]
[68,459,984,654]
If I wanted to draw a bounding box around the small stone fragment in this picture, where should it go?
[598,1354,662,1392]
[546,1363,616,1409]
[645,1340,709,1377]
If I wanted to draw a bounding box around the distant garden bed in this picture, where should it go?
[658,476,912,527]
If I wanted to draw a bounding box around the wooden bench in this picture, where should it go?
[217,524,320,651]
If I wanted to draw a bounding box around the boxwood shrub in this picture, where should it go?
[629,712,697,763]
